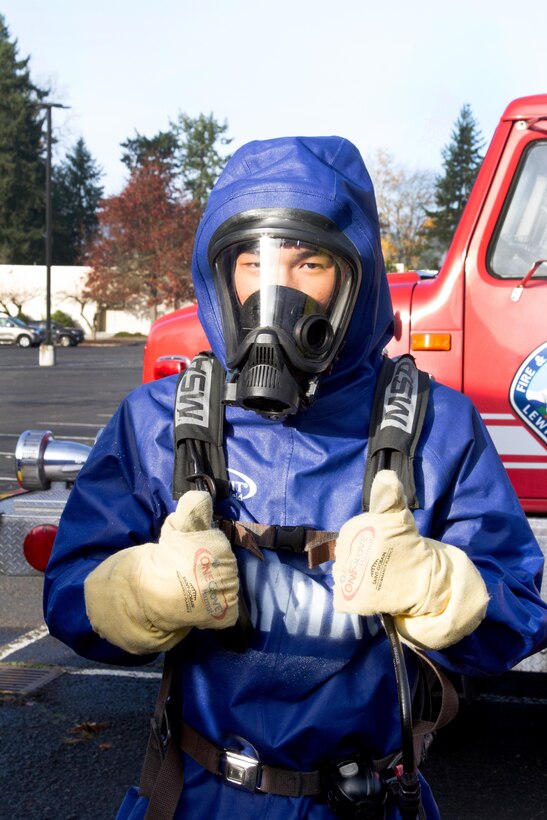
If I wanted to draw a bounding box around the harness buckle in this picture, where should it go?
[150,696,173,761]
[274,525,306,553]
[222,749,261,791]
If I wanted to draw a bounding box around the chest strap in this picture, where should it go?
[217,518,338,569]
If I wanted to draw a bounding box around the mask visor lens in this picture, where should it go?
[213,237,355,367]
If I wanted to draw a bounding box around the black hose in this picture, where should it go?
[382,613,415,774]
[186,439,216,498]
[377,450,421,818]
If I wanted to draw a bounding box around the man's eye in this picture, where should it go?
[237,255,260,269]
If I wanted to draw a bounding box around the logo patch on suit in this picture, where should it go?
[227,468,257,500]
[509,343,547,446]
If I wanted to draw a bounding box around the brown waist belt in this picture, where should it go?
[180,721,323,796]
[179,722,398,798]
[217,518,338,569]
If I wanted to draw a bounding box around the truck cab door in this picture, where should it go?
[463,129,547,510]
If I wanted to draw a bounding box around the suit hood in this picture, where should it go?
[192,136,394,403]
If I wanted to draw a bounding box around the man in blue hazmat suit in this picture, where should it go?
[44,136,547,820]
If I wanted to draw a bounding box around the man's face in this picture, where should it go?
[234,239,337,310]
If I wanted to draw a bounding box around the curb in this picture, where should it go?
[80,339,146,348]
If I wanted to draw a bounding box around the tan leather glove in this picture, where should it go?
[84,491,239,654]
[333,470,489,650]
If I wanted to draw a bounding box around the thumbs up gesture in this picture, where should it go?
[85,491,240,655]
[333,471,489,649]
[143,490,240,631]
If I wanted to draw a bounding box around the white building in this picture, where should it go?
[0,265,157,337]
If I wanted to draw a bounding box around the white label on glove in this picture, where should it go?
[177,571,198,614]
[369,546,394,591]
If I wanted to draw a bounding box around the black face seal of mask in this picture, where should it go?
[208,208,362,420]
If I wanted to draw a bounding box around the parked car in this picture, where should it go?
[0,314,44,347]
[27,320,84,347]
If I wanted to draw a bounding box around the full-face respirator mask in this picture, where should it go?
[208,209,362,420]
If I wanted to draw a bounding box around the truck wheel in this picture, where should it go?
[58,334,71,347]
[17,335,32,348]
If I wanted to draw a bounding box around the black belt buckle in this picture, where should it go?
[275,525,306,554]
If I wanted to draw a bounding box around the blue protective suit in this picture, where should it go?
[44,136,547,820]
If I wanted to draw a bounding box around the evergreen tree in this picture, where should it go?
[0,15,48,263]
[52,138,104,264]
[120,130,178,173]
[173,113,232,206]
[425,104,485,254]
[119,114,231,206]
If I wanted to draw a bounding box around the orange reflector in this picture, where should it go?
[23,524,58,572]
[411,333,451,351]
[153,357,189,380]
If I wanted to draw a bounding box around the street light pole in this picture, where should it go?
[39,101,69,367]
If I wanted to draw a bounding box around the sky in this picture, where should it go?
[2,0,546,196]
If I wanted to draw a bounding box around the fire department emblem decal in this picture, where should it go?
[509,343,547,446]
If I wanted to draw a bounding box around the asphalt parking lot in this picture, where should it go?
[0,343,546,819]
[1,342,159,818]
[0,341,145,494]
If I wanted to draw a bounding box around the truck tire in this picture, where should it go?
[58,334,71,347]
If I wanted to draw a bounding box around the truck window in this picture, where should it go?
[489,141,547,279]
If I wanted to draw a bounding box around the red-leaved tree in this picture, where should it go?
[85,161,202,313]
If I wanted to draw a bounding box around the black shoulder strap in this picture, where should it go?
[172,352,229,500]
[362,355,430,511]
